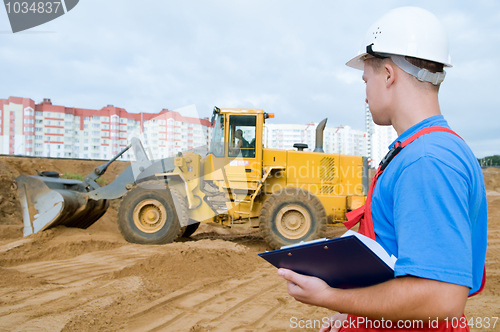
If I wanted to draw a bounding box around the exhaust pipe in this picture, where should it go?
[313,118,327,153]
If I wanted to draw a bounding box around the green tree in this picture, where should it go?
[478,155,500,167]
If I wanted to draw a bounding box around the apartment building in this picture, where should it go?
[365,104,398,167]
[264,122,367,156]
[0,97,212,160]
[2,96,381,164]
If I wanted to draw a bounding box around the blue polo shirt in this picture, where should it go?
[371,115,487,295]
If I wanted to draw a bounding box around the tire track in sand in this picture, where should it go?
[124,269,288,332]
[0,245,160,332]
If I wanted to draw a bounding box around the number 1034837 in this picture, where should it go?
[5,2,62,14]
[444,317,498,329]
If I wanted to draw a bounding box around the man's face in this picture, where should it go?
[362,61,391,126]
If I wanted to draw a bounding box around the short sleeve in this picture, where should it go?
[392,156,472,288]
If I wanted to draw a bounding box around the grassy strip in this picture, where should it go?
[62,173,109,185]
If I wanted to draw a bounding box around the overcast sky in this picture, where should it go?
[1,0,498,157]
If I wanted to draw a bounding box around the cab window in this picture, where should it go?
[228,115,256,158]
[209,114,225,157]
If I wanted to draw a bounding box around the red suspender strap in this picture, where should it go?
[400,126,463,148]
[343,126,485,296]
[343,167,382,240]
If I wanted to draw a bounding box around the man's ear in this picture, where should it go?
[384,63,396,88]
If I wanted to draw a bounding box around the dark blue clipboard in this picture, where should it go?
[258,236,394,289]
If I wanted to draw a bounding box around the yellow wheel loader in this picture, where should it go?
[16,107,368,249]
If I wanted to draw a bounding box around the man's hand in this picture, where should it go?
[277,268,468,321]
[277,268,331,306]
[319,313,348,332]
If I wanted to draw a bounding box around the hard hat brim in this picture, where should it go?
[346,53,368,71]
[346,51,453,70]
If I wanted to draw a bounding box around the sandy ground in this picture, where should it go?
[0,156,499,332]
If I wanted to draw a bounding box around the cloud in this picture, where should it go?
[334,69,362,85]
[0,0,499,157]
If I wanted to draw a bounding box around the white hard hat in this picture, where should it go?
[346,6,451,84]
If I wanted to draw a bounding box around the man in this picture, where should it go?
[277,7,487,331]
[230,129,250,156]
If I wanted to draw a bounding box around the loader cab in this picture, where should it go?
[208,109,264,184]
[228,115,256,158]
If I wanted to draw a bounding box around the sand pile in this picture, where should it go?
[113,239,261,293]
[0,155,130,181]
[0,226,126,267]
[0,160,22,226]
[483,167,500,192]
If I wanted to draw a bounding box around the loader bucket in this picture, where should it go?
[15,175,109,236]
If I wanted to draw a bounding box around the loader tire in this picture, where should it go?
[181,221,200,238]
[259,188,327,250]
[117,182,188,244]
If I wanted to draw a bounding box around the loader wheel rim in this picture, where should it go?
[276,204,311,240]
[133,199,168,233]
